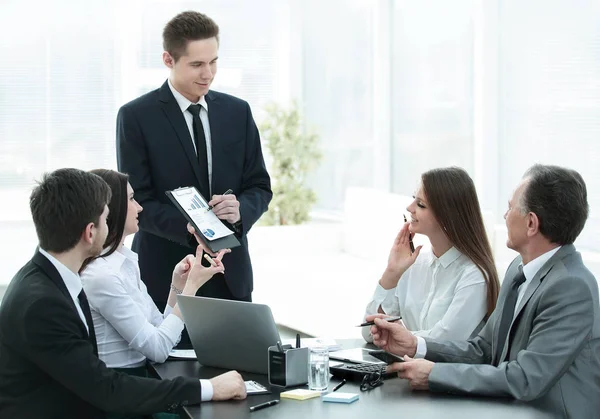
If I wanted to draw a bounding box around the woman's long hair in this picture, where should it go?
[80,169,129,273]
[422,167,500,317]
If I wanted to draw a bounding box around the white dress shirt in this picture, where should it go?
[516,246,561,313]
[415,246,562,358]
[364,247,488,349]
[39,248,88,332]
[81,246,183,367]
[81,246,213,401]
[167,79,213,195]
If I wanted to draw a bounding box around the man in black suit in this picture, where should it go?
[0,169,246,418]
[116,11,272,316]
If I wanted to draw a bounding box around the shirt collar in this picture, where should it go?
[521,246,561,281]
[431,246,462,268]
[117,245,138,262]
[168,78,208,113]
[38,247,82,302]
[98,245,138,269]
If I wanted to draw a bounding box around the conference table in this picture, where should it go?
[149,339,556,419]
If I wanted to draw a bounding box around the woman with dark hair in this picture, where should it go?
[363,167,500,343]
[81,169,228,369]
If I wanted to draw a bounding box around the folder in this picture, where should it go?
[165,186,240,253]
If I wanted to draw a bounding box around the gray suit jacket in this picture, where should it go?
[425,245,600,418]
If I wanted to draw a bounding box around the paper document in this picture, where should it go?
[168,349,197,359]
[281,337,341,351]
[170,187,234,241]
[245,380,270,395]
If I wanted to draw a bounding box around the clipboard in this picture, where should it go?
[165,186,241,253]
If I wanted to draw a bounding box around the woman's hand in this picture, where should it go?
[379,223,422,289]
[183,246,231,294]
[171,254,196,290]
[187,223,218,257]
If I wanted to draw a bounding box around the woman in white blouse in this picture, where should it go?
[363,167,500,342]
[81,169,228,369]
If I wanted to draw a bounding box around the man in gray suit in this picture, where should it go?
[367,164,599,418]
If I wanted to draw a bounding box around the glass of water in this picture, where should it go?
[308,346,329,391]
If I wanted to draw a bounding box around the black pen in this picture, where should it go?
[276,341,284,352]
[296,333,301,349]
[403,214,415,253]
[332,379,346,392]
[206,188,233,212]
[249,399,279,412]
[357,315,402,327]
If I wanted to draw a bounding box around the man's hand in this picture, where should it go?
[210,370,247,401]
[387,355,434,390]
[368,314,418,357]
[208,194,241,224]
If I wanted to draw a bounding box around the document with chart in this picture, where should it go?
[166,186,240,252]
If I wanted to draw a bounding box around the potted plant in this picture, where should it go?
[259,102,322,226]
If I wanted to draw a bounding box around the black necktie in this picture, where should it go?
[495,268,526,365]
[187,104,210,196]
[78,289,98,356]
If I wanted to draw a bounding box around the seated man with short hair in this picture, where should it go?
[0,168,246,418]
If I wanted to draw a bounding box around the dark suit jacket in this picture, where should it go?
[425,245,600,418]
[0,251,202,418]
[116,81,272,302]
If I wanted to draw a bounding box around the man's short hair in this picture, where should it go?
[163,11,219,62]
[30,168,111,253]
[521,164,589,245]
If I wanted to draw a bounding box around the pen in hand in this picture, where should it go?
[357,315,402,327]
[332,379,346,392]
[403,214,415,253]
[203,254,218,267]
[206,188,233,212]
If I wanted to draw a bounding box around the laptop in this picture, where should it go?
[177,295,281,374]
[329,348,384,364]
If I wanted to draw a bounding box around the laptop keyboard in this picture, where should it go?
[330,362,395,381]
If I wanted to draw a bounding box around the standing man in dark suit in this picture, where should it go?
[116,11,272,317]
[367,164,600,418]
[0,169,246,418]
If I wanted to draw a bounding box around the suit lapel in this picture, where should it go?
[158,81,204,186]
[205,91,220,194]
[31,250,92,340]
[497,245,576,362]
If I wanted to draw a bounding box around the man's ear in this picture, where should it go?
[526,212,540,237]
[163,51,175,68]
[81,222,95,245]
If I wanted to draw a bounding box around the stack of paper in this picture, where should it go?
[168,349,196,359]
[245,381,270,395]
[280,389,322,401]
[281,337,341,351]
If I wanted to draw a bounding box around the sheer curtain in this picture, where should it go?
[496,0,600,251]
[0,0,290,284]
